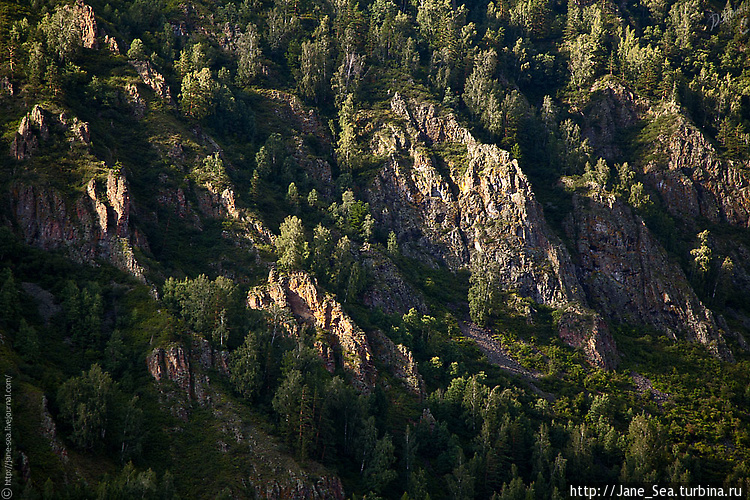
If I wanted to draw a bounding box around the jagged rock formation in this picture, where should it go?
[254,475,345,500]
[581,79,646,162]
[129,60,173,103]
[579,79,750,228]
[247,270,378,391]
[10,105,47,160]
[565,188,731,360]
[40,395,68,463]
[103,34,120,53]
[361,246,427,315]
[146,339,230,405]
[64,0,99,50]
[378,93,584,307]
[147,344,192,395]
[10,170,145,280]
[124,82,146,118]
[370,330,426,398]
[368,93,618,368]
[195,183,240,219]
[641,106,750,228]
[10,105,91,160]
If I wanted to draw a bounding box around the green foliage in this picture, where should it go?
[57,364,114,449]
[276,215,309,271]
[387,231,399,256]
[3,0,750,496]
[195,152,229,187]
[39,5,83,64]
[180,67,218,120]
[162,274,241,346]
[468,259,499,327]
[14,318,39,361]
[127,38,147,61]
[236,23,263,86]
[229,331,263,401]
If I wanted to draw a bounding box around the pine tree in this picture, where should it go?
[57,364,114,449]
[387,231,399,256]
[180,68,218,120]
[236,23,263,85]
[15,319,39,361]
[276,215,309,271]
[229,332,262,400]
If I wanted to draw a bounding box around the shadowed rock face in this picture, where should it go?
[582,79,645,162]
[641,110,750,228]
[565,189,731,360]
[579,79,750,229]
[378,93,587,307]
[248,270,378,392]
[10,170,145,281]
[367,93,618,368]
[247,270,427,393]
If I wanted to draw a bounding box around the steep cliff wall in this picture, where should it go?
[367,93,617,368]
[641,107,750,228]
[248,270,378,391]
[9,169,145,280]
[565,188,731,359]
[580,79,750,228]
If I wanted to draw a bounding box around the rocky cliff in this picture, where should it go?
[360,245,427,315]
[580,79,750,229]
[641,106,750,228]
[248,270,378,391]
[9,168,145,280]
[565,187,731,359]
[368,93,618,368]
[581,79,646,162]
[248,268,429,394]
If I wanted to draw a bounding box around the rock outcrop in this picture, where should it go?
[40,395,68,463]
[370,330,426,398]
[361,247,427,315]
[147,338,230,410]
[379,93,585,307]
[565,189,731,359]
[10,105,92,160]
[129,60,173,103]
[248,270,378,391]
[581,79,645,162]
[368,93,617,368]
[10,105,47,160]
[641,107,750,228]
[254,475,345,500]
[148,344,192,395]
[10,170,145,280]
[579,79,750,229]
[64,0,99,50]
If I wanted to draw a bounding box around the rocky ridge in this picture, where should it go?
[10,168,145,281]
[247,270,378,391]
[581,79,750,228]
[642,106,750,228]
[247,269,427,393]
[368,93,618,368]
[565,188,731,359]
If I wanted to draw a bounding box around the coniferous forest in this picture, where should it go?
[1,0,750,497]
